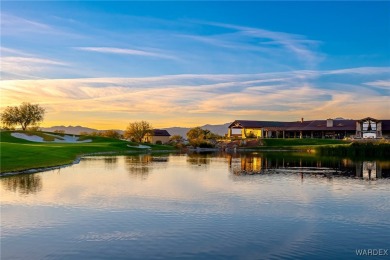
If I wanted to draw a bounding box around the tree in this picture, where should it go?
[54,130,65,134]
[1,102,45,131]
[124,121,153,142]
[169,134,185,148]
[186,127,205,141]
[169,134,184,143]
[100,130,122,139]
[186,127,219,147]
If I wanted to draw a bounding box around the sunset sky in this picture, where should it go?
[1,1,389,129]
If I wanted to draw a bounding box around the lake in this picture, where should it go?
[1,152,390,259]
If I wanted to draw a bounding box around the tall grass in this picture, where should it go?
[317,141,390,158]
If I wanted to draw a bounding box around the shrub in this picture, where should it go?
[199,142,214,148]
[27,126,41,131]
[155,140,162,145]
[54,130,65,134]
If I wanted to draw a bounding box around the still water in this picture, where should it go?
[1,152,390,259]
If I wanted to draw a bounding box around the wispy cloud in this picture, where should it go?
[184,20,324,69]
[364,80,390,89]
[363,80,390,96]
[325,67,390,75]
[1,13,50,31]
[75,47,178,61]
[1,47,32,56]
[1,66,389,128]
[0,53,69,79]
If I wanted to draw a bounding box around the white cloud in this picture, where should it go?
[75,47,178,61]
[1,13,83,39]
[1,67,389,128]
[1,47,32,56]
[324,67,390,75]
[364,80,390,89]
[1,13,51,31]
[187,21,324,68]
[1,56,69,79]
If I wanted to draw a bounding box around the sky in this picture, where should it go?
[1,1,389,129]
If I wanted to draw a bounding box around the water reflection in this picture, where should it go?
[104,157,118,170]
[226,152,390,179]
[1,153,389,259]
[2,174,42,194]
[359,161,383,180]
[125,154,152,179]
[125,154,169,179]
[1,153,389,199]
[186,152,212,165]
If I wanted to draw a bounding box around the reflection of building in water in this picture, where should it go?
[227,153,389,179]
[240,155,262,172]
[230,154,318,174]
[1,174,42,194]
[356,161,382,180]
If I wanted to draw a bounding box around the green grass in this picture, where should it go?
[0,131,175,173]
[317,141,390,158]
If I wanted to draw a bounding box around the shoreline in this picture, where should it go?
[0,148,304,176]
[3,143,388,177]
[0,148,303,177]
[0,150,170,177]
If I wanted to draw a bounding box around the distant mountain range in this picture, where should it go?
[164,123,231,137]
[41,125,110,135]
[41,123,232,137]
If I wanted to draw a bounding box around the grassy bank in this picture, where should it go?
[241,138,350,151]
[317,141,390,158]
[0,131,175,173]
[251,139,390,158]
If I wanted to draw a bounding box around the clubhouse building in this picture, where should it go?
[143,129,171,144]
[227,117,390,139]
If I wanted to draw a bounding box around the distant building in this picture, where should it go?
[143,129,171,144]
[227,117,390,139]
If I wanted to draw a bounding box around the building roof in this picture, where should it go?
[229,120,292,129]
[229,118,390,131]
[152,129,171,136]
[289,120,356,131]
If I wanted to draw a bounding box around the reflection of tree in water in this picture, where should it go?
[125,154,152,180]
[187,153,213,165]
[2,174,42,194]
[104,156,118,170]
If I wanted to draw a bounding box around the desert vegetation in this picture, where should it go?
[124,121,153,142]
[1,102,45,131]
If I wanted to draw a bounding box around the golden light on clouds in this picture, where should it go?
[1,68,389,129]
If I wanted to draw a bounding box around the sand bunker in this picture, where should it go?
[11,133,92,143]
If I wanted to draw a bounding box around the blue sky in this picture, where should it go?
[1,1,389,128]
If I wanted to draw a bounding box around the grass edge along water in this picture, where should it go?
[0,131,174,173]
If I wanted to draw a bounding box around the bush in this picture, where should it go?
[27,126,41,131]
[54,130,65,134]
[155,140,162,145]
[317,142,390,158]
[199,142,214,148]
[246,132,256,138]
